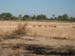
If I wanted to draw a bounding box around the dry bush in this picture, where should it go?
[72,26,75,28]
[33,25,36,27]
[44,25,47,28]
[12,22,28,36]
[38,25,42,27]
[0,22,28,40]
[53,25,56,28]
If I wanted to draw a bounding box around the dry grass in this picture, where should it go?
[12,22,28,36]
[0,20,75,56]
[0,21,75,39]
[72,26,75,28]
[0,21,29,41]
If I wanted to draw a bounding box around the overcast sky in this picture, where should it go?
[0,0,75,17]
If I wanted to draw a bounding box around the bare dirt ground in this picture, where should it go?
[0,21,75,56]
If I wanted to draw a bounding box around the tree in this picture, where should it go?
[36,14,47,20]
[52,14,55,19]
[62,14,69,20]
[57,15,63,20]
[57,14,69,21]
[0,13,13,20]
[32,15,36,20]
[70,17,75,21]
[23,15,30,20]
[18,14,22,20]
[11,16,18,20]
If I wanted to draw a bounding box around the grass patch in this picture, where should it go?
[12,22,28,36]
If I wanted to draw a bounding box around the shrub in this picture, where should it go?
[12,22,28,36]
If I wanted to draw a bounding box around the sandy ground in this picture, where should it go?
[0,35,75,56]
[0,21,75,38]
[0,21,75,56]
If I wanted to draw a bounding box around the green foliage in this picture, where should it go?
[36,14,47,20]
[56,14,69,21]
[58,15,63,20]
[0,12,75,21]
[18,14,22,20]
[23,15,30,20]
[32,15,36,20]
[52,14,55,19]
[0,13,13,20]
[62,14,69,20]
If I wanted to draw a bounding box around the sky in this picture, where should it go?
[0,0,75,17]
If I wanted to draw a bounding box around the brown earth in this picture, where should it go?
[0,21,75,38]
[0,21,75,56]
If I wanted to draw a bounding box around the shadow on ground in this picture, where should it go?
[11,44,75,56]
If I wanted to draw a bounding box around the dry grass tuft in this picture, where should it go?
[8,22,28,35]
[12,22,28,36]
[72,26,75,28]
[0,22,28,40]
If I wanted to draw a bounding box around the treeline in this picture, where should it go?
[0,13,75,21]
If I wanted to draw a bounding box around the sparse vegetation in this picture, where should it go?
[0,20,75,56]
[12,22,28,36]
[0,0,75,55]
[0,13,75,21]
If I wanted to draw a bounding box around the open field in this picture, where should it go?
[0,21,75,56]
[0,21,75,38]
